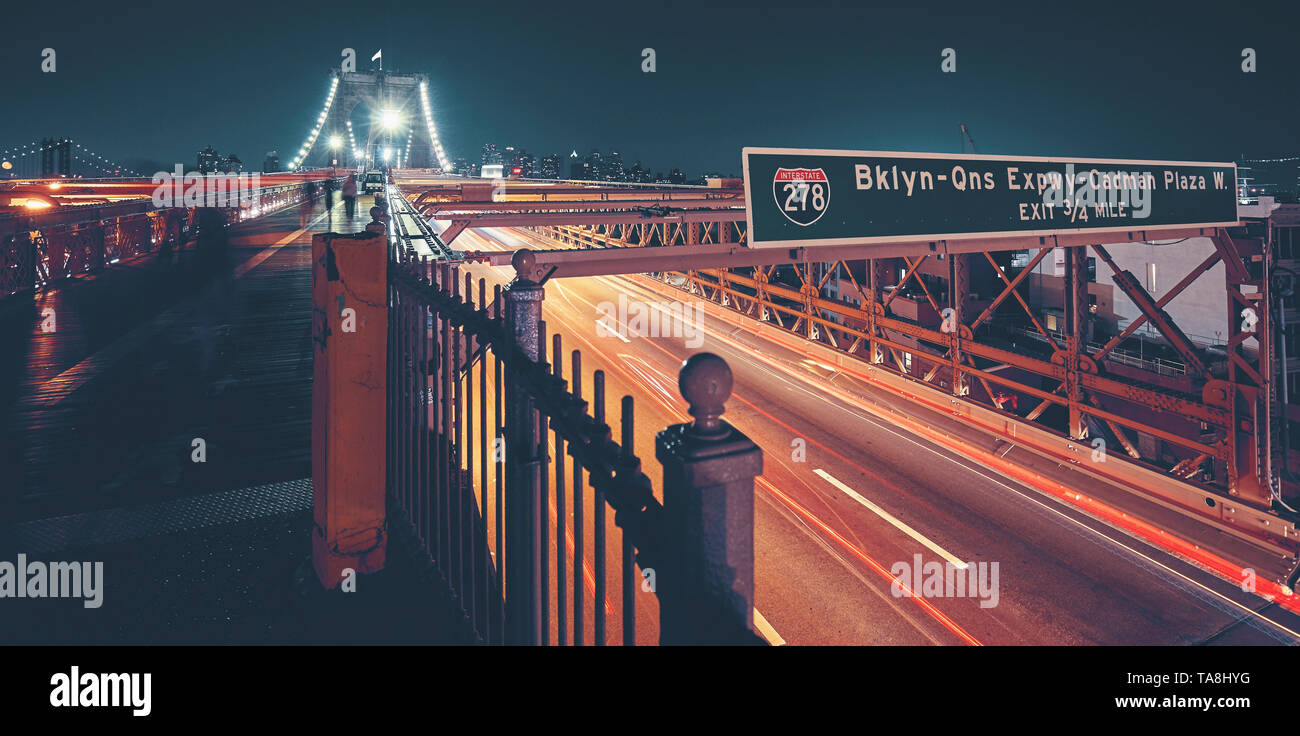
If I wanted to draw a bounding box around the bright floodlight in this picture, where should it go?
[379,109,402,130]
[329,135,342,150]
[382,148,393,162]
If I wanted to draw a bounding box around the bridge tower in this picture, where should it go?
[290,69,451,172]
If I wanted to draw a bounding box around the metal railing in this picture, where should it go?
[386,239,764,645]
[1005,325,1191,377]
[1,178,339,299]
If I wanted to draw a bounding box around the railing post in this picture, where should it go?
[656,353,763,645]
[310,229,389,588]
[503,249,545,644]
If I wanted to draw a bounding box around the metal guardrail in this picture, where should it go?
[386,184,453,260]
[386,218,765,645]
[0,178,338,299]
[1005,325,1191,377]
[392,171,719,190]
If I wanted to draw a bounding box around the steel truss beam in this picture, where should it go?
[411,184,742,206]
[390,177,1298,552]
[418,198,743,215]
[485,216,1294,526]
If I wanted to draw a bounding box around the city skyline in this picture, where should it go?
[462,142,732,184]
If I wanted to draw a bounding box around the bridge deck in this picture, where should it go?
[0,194,471,644]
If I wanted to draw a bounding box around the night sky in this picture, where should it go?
[0,0,1295,176]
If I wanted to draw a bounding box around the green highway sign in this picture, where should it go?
[741,147,1239,249]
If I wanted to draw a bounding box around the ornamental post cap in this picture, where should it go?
[678,352,731,437]
[512,248,537,280]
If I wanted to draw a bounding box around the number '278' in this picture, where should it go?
[783,182,826,212]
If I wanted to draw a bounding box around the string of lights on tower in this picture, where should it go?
[0,138,141,177]
[346,120,362,163]
[419,79,451,171]
[287,76,340,171]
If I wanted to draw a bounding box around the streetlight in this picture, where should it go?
[329,135,342,150]
[379,109,402,130]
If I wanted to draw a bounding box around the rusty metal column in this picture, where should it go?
[949,252,969,396]
[755,267,770,323]
[866,259,885,364]
[656,353,763,645]
[311,230,388,588]
[502,249,545,645]
[1259,223,1286,506]
[802,261,818,341]
[1063,244,1089,439]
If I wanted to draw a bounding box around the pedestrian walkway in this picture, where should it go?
[0,193,474,644]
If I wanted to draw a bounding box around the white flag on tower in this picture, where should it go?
[371,49,382,62]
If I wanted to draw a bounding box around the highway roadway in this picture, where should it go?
[433,217,1300,646]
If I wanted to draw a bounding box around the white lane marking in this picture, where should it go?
[659,289,1300,638]
[813,468,969,570]
[753,608,786,646]
[595,319,631,342]
[507,227,1300,639]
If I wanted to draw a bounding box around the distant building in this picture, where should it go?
[585,149,603,181]
[1237,158,1299,204]
[606,150,625,182]
[224,154,243,173]
[263,151,280,173]
[452,157,473,177]
[627,160,651,183]
[512,148,535,177]
[481,143,501,167]
[197,145,221,174]
[540,154,561,180]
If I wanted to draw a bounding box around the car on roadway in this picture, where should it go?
[362,170,385,194]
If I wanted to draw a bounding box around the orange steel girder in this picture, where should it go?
[520,218,1279,514]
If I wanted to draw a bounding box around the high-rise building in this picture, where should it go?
[628,160,651,183]
[585,149,603,181]
[263,151,280,173]
[517,150,536,178]
[225,154,244,173]
[197,145,221,174]
[540,154,561,180]
[481,143,501,166]
[606,150,625,182]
